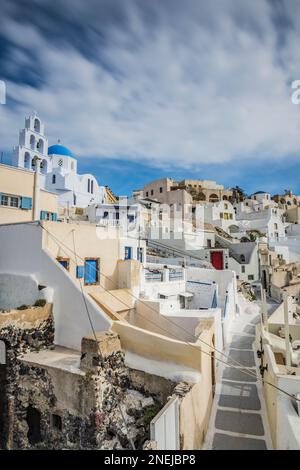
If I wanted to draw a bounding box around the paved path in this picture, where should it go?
[203,296,273,450]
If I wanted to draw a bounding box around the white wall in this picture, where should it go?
[277,377,300,450]
[0,223,111,350]
[0,273,40,310]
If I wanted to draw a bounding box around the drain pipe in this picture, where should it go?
[283,292,292,368]
[33,156,42,221]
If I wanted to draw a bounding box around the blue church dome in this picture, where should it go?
[48,144,74,157]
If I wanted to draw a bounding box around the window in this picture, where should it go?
[224,203,228,209]
[274,223,278,230]
[207,239,212,248]
[87,179,90,193]
[1,194,20,208]
[52,414,62,431]
[91,180,94,194]
[57,258,70,270]
[58,158,63,167]
[76,266,84,278]
[240,254,246,263]
[137,247,143,262]
[248,275,254,281]
[151,190,154,196]
[241,266,245,273]
[146,192,149,197]
[40,211,53,221]
[160,187,163,193]
[52,174,56,184]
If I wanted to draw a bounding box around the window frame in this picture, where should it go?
[1,193,21,208]
[56,257,70,271]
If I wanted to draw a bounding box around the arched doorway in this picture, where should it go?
[34,118,40,133]
[209,193,219,203]
[37,139,44,154]
[30,135,35,150]
[24,152,30,169]
[40,159,48,174]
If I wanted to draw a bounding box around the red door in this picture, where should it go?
[210,251,223,270]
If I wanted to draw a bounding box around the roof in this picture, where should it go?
[252,191,268,195]
[48,144,74,157]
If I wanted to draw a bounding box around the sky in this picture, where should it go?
[1,0,300,196]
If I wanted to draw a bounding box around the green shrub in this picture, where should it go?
[17,304,29,310]
[34,299,47,307]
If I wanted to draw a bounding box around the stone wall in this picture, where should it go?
[0,303,54,448]
[5,332,171,450]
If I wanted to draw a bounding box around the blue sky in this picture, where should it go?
[1,0,300,196]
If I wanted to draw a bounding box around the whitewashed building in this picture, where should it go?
[203,200,236,233]
[11,112,107,209]
[233,192,286,242]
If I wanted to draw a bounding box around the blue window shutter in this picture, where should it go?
[76,266,84,279]
[51,212,57,221]
[40,210,46,220]
[21,197,32,210]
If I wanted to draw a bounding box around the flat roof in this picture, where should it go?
[21,346,83,375]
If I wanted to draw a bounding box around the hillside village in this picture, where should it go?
[0,112,300,450]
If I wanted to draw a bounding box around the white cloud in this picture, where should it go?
[1,0,300,168]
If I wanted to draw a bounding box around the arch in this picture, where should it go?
[31,158,36,170]
[40,159,48,174]
[228,224,239,234]
[24,152,30,169]
[209,193,219,203]
[280,198,286,205]
[195,192,206,201]
[30,135,36,150]
[294,198,298,205]
[34,118,40,133]
[37,138,44,154]
[222,195,228,201]
[240,254,246,263]
[287,201,291,206]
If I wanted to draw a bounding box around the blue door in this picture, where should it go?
[84,259,98,284]
[125,246,132,260]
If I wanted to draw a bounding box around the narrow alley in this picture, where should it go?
[203,295,273,450]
